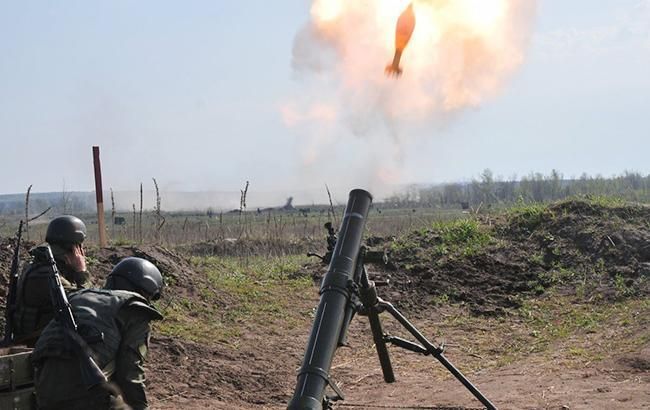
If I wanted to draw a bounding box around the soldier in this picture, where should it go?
[31,257,164,410]
[12,215,92,346]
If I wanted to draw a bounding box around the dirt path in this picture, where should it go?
[330,353,650,410]
[150,346,650,410]
[149,310,650,410]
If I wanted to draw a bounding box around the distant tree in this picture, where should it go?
[479,169,496,205]
[60,179,71,214]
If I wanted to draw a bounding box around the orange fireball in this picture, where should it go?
[385,3,416,77]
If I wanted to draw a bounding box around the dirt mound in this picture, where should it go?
[0,236,34,310]
[529,200,650,273]
[0,237,17,308]
[91,245,194,286]
[0,238,200,306]
[0,241,280,408]
[377,199,650,315]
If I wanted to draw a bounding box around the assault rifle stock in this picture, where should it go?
[34,245,107,389]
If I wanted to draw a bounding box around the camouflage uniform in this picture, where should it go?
[12,244,91,346]
[31,288,163,410]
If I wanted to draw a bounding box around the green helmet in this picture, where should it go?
[45,215,87,246]
[106,257,164,300]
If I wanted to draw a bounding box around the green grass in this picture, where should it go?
[434,295,650,372]
[391,218,493,259]
[111,238,138,246]
[580,195,627,208]
[507,202,552,231]
[154,255,313,345]
[516,296,649,357]
[154,297,242,344]
[435,219,491,256]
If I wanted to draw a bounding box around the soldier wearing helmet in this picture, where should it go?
[12,215,93,346]
[32,257,164,410]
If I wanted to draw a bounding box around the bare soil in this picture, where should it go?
[0,199,649,409]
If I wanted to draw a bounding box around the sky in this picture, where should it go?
[1,1,649,206]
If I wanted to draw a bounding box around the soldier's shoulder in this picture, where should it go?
[109,290,164,321]
[69,288,143,310]
[72,289,163,321]
[123,300,164,321]
[72,288,139,298]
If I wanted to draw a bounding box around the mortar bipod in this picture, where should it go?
[354,256,498,410]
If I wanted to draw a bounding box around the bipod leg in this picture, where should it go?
[358,265,395,383]
[378,299,498,410]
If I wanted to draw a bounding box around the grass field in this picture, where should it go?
[0,204,469,246]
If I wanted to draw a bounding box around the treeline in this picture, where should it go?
[386,170,650,208]
[0,192,94,216]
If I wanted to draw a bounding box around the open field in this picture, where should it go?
[1,197,649,409]
[0,204,468,246]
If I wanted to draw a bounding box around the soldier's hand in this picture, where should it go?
[65,244,87,273]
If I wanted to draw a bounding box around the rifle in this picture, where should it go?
[288,189,497,410]
[33,244,107,388]
[2,220,24,346]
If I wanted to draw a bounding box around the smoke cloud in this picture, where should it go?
[284,0,537,192]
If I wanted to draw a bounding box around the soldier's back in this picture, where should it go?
[32,289,154,410]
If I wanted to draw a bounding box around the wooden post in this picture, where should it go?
[92,146,108,247]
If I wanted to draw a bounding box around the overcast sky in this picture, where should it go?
[1,1,649,201]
